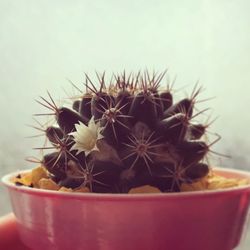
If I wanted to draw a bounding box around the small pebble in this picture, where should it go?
[32,166,49,188]
[38,178,59,191]
[59,187,73,192]
[129,185,161,194]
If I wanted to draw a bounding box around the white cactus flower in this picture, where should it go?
[70,116,104,156]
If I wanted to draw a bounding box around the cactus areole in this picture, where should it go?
[27,71,218,193]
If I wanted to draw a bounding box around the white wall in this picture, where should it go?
[0,0,250,216]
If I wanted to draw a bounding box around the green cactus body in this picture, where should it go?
[36,71,214,193]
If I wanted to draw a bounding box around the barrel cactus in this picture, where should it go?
[33,71,217,193]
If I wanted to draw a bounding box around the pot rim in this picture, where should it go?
[2,167,250,200]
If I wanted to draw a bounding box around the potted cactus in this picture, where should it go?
[2,71,250,250]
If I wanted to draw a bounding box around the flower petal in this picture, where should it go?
[70,116,105,156]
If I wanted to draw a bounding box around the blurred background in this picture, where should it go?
[0,0,250,248]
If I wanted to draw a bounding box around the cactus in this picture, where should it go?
[34,71,217,193]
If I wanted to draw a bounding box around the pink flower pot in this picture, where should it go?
[2,167,250,250]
